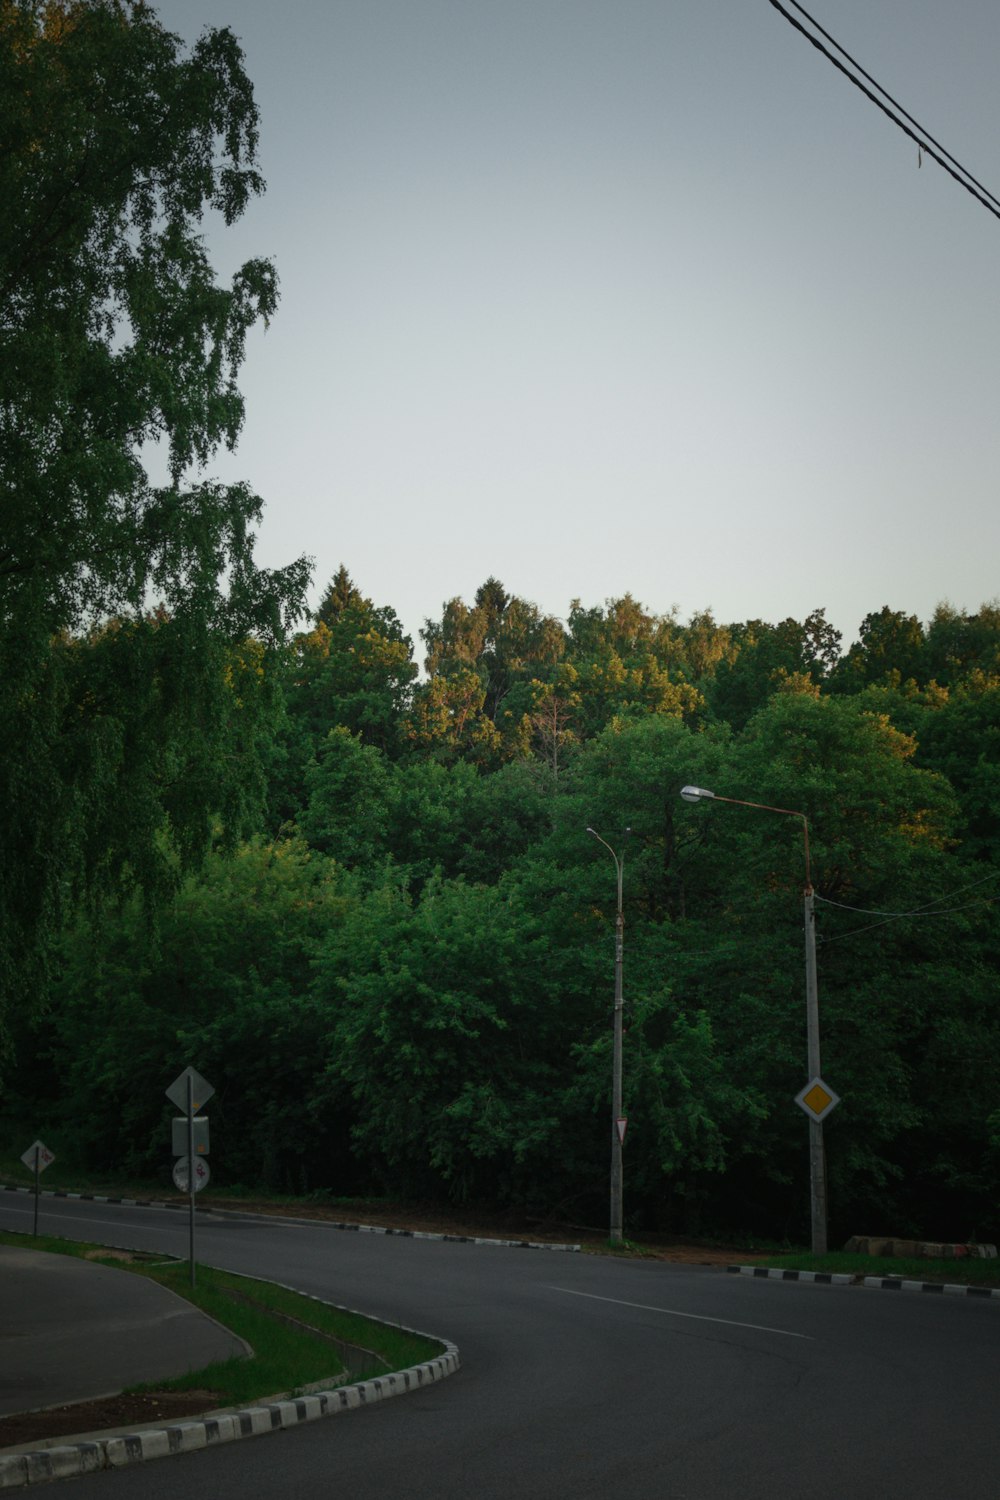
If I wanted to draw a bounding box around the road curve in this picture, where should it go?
[2,1194,997,1499]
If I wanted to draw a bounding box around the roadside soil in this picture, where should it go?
[0,1196,764,1452]
[194,1194,764,1265]
[0,1392,222,1451]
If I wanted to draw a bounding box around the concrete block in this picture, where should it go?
[845,1235,997,1259]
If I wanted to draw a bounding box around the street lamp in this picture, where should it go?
[586,826,630,1246]
[678,785,828,1255]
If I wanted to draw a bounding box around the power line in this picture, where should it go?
[815,871,1000,945]
[815,869,1000,920]
[781,0,1000,214]
[768,0,1000,224]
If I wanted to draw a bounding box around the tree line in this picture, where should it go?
[9,569,1000,1244]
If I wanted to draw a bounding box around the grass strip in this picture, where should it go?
[758,1250,1000,1287]
[0,1229,444,1407]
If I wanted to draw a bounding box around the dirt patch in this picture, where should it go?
[0,1390,221,1451]
[195,1195,765,1265]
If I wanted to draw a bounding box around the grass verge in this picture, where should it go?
[0,1229,443,1407]
[758,1249,1000,1288]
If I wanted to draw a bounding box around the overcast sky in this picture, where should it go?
[154,0,1000,659]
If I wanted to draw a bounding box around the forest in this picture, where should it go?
[7,570,1000,1245]
[2,1,998,1247]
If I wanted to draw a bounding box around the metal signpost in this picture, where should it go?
[166,1067,214,1287]
[21,1140,55,1236]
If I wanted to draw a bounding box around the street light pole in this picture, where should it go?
[803,885,826,1254]
[679,786,828,1255]
[586,826,629,1246]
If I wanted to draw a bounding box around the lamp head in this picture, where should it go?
[679,785,715,804]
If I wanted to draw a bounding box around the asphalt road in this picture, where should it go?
[2,1192,997,1498]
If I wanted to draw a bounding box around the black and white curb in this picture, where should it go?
[727,1265,853,1286]
[0,1184,580,1254]
[860,1276,1000,1298]
[728,1264,1000,1298]
[0,1307,459,1489]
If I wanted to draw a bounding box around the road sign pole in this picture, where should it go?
[21,1140,55,1234]
[165,1067,214,1285]
[187,1073,196,1288]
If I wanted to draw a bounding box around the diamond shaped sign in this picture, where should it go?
[795,1077,840,1122]
[166,1066,215,1114]
[21,1140,55,1173]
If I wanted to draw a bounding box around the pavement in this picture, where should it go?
[0,1233,459,1488]
[4,1208,997,1491]
[0,1244,247,1419]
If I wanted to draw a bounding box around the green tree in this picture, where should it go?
[833,608,926,691]
[915,677,1000,862]
[708,610,842,729]
[316,872,566,1203]
[923,601,1000,687]
[422,578,565,719]
[265,569,417,826]
[13,838,354,1191]
[563,596,703,738]
[299,727,393,870]
[404,666,503,765]
[0,1,309,1024]
[299,569,416,754]
[674,693,973,1237]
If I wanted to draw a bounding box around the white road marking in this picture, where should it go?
[549,1286,813,1339]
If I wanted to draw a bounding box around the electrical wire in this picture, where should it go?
[817,898,999,946]
[781,0,1000,213]
[816,876,1000,946]
[814,869,1000,919]
[769,0,1000,224]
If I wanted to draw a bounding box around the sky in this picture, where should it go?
[154,0,1000,661]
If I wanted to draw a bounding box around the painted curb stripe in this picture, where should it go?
[726,1265,1000,1298]
[0,1319,460,1488]
[726,1266,853,1285]
[861,1275,1000,1298]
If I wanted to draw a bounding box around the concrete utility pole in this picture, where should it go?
[803,885,827,1254]
[679,786,828,1255]
[586,827,630,1246]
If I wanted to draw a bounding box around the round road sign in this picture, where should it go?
[172,1155,211,1193]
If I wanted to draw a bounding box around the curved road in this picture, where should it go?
[2,1194,997,1498]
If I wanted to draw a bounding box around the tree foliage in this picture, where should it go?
[0,1,309,1022]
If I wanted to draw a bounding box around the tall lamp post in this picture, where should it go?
[586,826,629,1246]
[678,786,829,1255]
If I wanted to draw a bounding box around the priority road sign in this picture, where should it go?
[166,1066,215,1114]
[795,1077,840,1122]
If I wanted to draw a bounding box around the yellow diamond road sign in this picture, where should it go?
[795,1077,840,1122]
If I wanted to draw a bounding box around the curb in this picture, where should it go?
[0,1301,459,1489]
[728,1265,1000,1298]
[860,1276,1000,1299]
[727,1265,853,1285]
[0,1184,580,1254]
